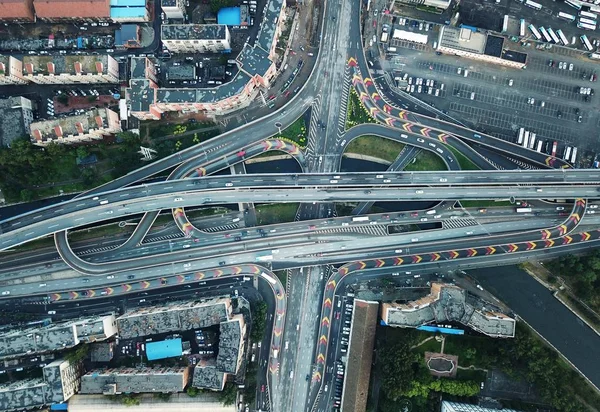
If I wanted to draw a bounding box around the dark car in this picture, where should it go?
[234,236,241,241]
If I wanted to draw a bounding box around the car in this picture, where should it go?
[48,310,56,315]
[417,138,425,143]
[411,238,419,242]
[1,291,10,295]
[174,197,183,202]
[415,190,424,194]
[420,218,428,222]
[107,275,115,279]
[439,178,447,182]
[556,207,565,211]
[508,79,514,86]
[261,385,265,392]
[39,283,47,287]
[569,63,574,71]
[309,225,316,229]
[590,205,598,209]
[225,183,234,187]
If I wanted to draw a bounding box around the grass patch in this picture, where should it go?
[255,203,299,225]
[278,117,307,148]
[346,89,377,129]
[460,200,514,208]
[413,337,442,354]
[404,150,447,171]
[345,135,404,163]
[445,145,480,170]
[274,270,287,289]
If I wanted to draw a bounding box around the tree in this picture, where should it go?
[250,300,268,341]
[57,94,69,105]
[186,386,199,397]
[219,383,238,406]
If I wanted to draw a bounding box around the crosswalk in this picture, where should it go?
[306,95,322,156]
[336,67,351,139]
[507,156,539,170]
[315,224,389,237]
[442,218,479,230]
[202,224,240,233]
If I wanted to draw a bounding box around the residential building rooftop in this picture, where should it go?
[67,392,237,411]
[116,298,231,339]
[256,0,284,53]
[0,96,33,147]
[34,0,111,19]
[0,0,35,21]
[22,55,112,76]
[341,299,379,412]
[161,24,228,41]
[237,43,273,77]
[441,401,522,412]
[89,342,114,363]
[80,367,189,394]
[381,283,516,338]
[216,316,245,374]
[30,108,118,145]
[192,360,226,391]
[0,314,117,359]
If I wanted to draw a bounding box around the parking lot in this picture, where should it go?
[374,17,600,165]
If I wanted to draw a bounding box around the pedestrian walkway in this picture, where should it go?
[442,218,478,230]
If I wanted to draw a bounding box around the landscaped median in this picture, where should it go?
[344,135,404,163]
[346,88,377,130]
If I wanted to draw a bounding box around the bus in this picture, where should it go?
[558,11,576,22]
[536,140,543,153]
[580,10,598,19]
[529,133,537,149]
[352,216,369,222]
[564,146,572,161]
[523,131,530,149]
[581,34,594,50]
[528,24,542,40]
[520,19,526,37]
[570,147,578,164]
[579,17,597,25]
[578,21,597,30]
[557,29,570,46]
[525,0,542,10]
[551,141,558,157]
[517,127,525,145]
[516,207,533,213]
[548,28,560,44]
[566,0,582,10]
[539,27,552,42]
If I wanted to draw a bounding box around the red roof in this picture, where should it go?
[34,0,110,19]
[0,0,35,21]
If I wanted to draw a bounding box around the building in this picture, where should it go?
[80,367,189,394]
[441,401,522,412]
[126,0,286,121]
[67,393,237,412]
[89,342,115,363]
[0,0,35,22]
[192,359,226,391]
[380,283,516,338]
[33,0,111,21]
[145,338,183,361]
[395,0,451,11]
[161,24,231,53]
[340,299,379,412]
[217,7,241,26]
[0,56,28,85]
[437,26,527,69]
[0,96,34,147]
[116,298,232,339]
[0,314,117,360]
[110,0,149,22]
[30,108,121,146]
[0,359,81,411]
[21,55,119,84]
[216,315,245,374]
[115,24,141,48]
[161,0,185,19]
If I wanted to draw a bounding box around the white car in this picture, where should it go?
[174,197,183,202]
[106,275,115,279]
[1,291,9,295]
[439,178,447,182]
[225,183,234,187]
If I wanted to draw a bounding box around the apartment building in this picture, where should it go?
[30,108,121,146]
[0,0,35,22]
[80,367,189,394]
[0,56,28,85]
[0,96,34,147]
[161,0,185,19]
[34,0,110,21]
[126,0,286,121]
[161,24,231,53]
[21,55,119,84]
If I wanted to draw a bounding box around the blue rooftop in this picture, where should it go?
[218,7,241,26]
[146,338,183,361]
[110,7,147,18]
[111,0,146,5]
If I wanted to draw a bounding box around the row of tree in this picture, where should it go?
[553,250,600,312]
